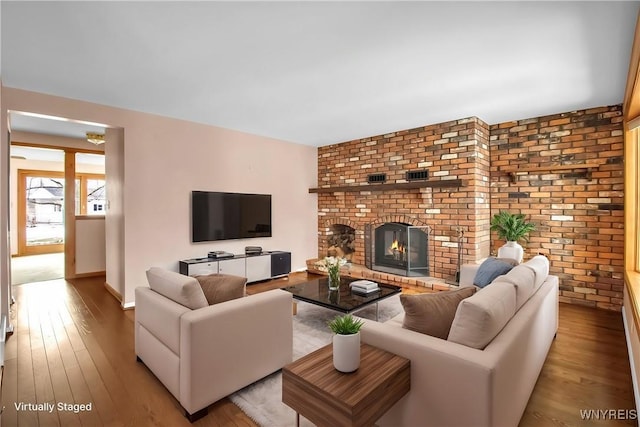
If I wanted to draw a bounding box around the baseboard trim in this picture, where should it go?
[75,271,106,279]
[104,281,122,302]
[104,282,136,310]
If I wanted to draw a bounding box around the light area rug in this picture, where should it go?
[229,295,403,427]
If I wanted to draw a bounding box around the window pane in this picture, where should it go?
[26,176,65,246]
[87,179,106,215]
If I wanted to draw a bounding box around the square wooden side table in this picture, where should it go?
[282,343,410,427]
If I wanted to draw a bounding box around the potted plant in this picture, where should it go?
[328,314,364,373]
[490,210,536,263]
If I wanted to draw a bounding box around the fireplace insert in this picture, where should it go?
[371,222,429,277]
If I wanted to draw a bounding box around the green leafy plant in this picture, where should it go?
[490,211,536,242]
[328,314,364,335]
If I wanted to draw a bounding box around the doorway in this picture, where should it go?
[9,143,106,285]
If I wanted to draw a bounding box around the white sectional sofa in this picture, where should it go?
[361,255,559,427]
[135,267,293,422]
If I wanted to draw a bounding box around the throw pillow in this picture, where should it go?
[474,257,516,288]
[447,281,517,349]
[196,274,247,305]
[492,265,536,310]
[146,267,208,310]
[400,287,476,339]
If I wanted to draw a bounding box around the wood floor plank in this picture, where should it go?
[3,357,18,427]
[12,286,39,426]
[41,309,82,427]
[520,303,635,426]
[74,349,121,427]
[48,307,101,427]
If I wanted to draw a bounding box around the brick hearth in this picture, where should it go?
[305,259,453,292]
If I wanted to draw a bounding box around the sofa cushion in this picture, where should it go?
[400,287,476,339]
[146,267,208,310]
[492,265,536,310]
[195,274,247,305]
[474,258,516,288]
[447,281,517,349]
[522,255,550,290]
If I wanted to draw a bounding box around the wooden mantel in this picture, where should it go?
[500,162,601,182]
[308,179,463,194]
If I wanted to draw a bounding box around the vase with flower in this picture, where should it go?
[323,256,347,291]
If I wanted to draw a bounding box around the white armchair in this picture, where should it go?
[135,268,293,421]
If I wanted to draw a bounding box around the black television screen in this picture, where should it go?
[191,191,272,242]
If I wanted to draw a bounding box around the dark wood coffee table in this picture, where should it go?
[282,343,410,427]
[281,277,401,321]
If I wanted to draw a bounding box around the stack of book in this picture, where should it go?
[350,280,380,295]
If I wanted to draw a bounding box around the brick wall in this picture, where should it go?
[316,104,625,311]
[317,117,491,281]
[490,105,624,310]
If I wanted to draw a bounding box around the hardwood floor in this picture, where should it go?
[1,273,635,426]
[520,303,636,426]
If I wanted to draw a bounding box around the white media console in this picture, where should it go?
[179,251,291,283]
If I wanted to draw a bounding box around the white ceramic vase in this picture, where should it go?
[332,332,361,373]
[497,241,524,263]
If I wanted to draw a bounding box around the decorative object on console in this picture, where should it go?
[322,256,347,291]
[473,257,517,288]
[245,246,263,255]
[208,251,234,259]
[490,210,536,263]
[328,314,364,373]
[400,287,476,339]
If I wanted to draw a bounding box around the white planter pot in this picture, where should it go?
[332,332,360,373]
[497,241,524,263]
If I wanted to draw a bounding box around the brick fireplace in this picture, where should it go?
[316,117,491,282]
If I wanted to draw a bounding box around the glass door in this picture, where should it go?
[18,170,65,255]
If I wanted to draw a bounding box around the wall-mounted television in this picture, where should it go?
[191,191,272,242]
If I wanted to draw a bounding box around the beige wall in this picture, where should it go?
[1,87,318,306]
[104,127,125,303]
[76,217,106,274]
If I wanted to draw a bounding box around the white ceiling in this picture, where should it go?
[2,1,639,147]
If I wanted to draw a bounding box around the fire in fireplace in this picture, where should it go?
[372,222,429,276]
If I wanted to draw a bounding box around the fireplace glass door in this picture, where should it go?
[373,222,429,276]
